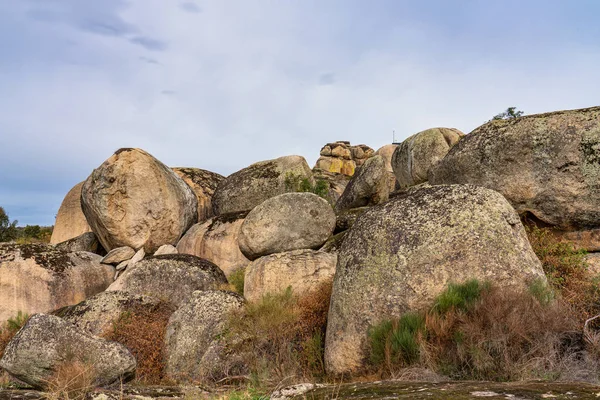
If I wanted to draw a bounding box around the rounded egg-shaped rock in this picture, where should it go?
[392,127,464,188]
[50,182,92,245]
[238,193,336,260]
[325,184,546,375]
[81,148,198,253]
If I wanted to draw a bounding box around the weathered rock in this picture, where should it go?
[107,254,226,307]
[376,144,400,192]
[101,246,135,265]
[0,314,135,389]
[352,144,375,166]
[154,244,178,256]
[239,193,336,260]
[335,207,369,233]
[244,250,336,302]
[172,167,224,223]
[585,253,600,278]
[128,248,145,268]
[165,290,244,382]
[325,185,546,374]
[212,155,313,216]
[176,213,250,277]
[0,243,114,322]
[314,156,356,176]
[81,148,198,253]
[429,107,600,237]
[311,169,351,205]
[392,127,464,188]
[50,182,92,245]
[55,232,99,253]
[54,290,162,336]
[334,156,390,212]
[319,231,347,253]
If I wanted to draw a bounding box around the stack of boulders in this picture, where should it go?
[2,105,600,388]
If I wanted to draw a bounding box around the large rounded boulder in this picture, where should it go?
[50,182,92,245]
[81,148,197,253]
[55,290,163,336]
[172,167,224,223]
[165,290,245,383]
[334,155,390,212]
[392,127,464,188]
[0,243,114,322]
[107,254,227,307]
[429,107,600,245]
[0,314,136,389]
[325,184,546,375]
[212,155,314,215]
[177,212,250,277]
[244,249,336,303]
[238,193,336,260]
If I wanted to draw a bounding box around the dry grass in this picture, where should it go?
[224,280,333,389]
[0,311,29,359]
[102,301,174,384]
[526,225,600,321]
[368,281,591,382]
[44,360,96,400]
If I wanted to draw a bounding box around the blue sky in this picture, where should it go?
[1,0,599,226]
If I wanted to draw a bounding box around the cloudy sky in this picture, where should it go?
[1,0,599,226]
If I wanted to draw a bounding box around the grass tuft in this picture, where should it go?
[102,302,174,384]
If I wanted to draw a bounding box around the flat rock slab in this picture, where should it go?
[273,381,600,400]
[0,385,210,400]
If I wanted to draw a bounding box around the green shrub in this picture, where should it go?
[528,278,555,306]
[0,311,29,359]
[228,268,246,295]
[284,173,330,201]
[369,312,425,370]
[526,225,599,321]
[431,279,488,314]
[224,281,333,388]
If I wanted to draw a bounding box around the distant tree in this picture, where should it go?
[0,207,18,242]
[23,225,42,239]
[492,107,524,121]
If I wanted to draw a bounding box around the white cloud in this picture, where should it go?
[0,0,599,224]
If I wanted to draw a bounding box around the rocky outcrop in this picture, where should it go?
[325,185,545,375]
[176,213,250,277]
[172,167,224,223]
[375,144,399,192]
[107,254,227,307]
[54,232,99,253]
[0,314,136,389]
[238,193,336,260]
[429,107,600,248]
[212,155,313,215]
[244,249,336,302]
[335,207,369,233]
[165,290,244,382]
[55,290,162,336]
[314,142,375,177]
[0,243,114,322]
[81,148,197,253]
[50,182,92,245]
[334,156,390,212]
[311,169,351,204]
[392,127,464,188]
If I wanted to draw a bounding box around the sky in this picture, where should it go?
[1,0,599,226]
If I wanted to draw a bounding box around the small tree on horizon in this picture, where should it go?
[492,107,524,121]
[0,207,18,242]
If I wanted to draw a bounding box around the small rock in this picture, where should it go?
[128,248,145,268]
[101,246,135,265]
[154,244,178,256]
